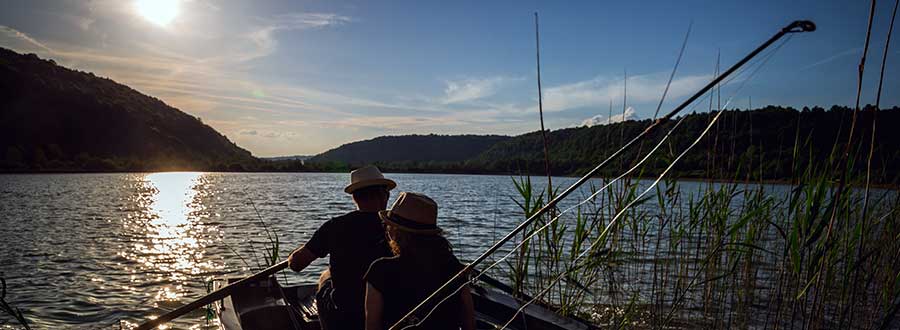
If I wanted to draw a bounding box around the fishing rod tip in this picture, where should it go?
[786,20,816,33]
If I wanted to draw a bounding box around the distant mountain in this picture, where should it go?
[0,48,257,172]
[304,106,900,183]
[309,134,510,164]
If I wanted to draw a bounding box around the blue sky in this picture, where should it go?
[1,0,897,156]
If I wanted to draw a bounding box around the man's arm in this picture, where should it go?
[459,285,475,330]
[365,283,384,330]
[287,246,318,272]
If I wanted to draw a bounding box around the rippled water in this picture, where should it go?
[1,172,592,329]
[9,173,874,329]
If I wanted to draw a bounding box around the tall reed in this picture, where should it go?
[0,277,32,330]
[501,121,900,329]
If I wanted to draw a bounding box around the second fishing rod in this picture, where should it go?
[390,19,817,330]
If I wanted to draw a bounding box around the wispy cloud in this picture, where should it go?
[239,129,298,138]
[271,13,353,29]
[580,107,638,127]
[441,76,515,104]
[542,73,711,112]
[0,25,54,52]
[801,47,862,71]
[235,13,351,62]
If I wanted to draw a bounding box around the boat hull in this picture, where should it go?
[214,276,593,330]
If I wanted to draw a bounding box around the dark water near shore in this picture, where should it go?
[3,172,883,329]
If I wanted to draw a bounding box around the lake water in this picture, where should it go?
[3,172,892,329]
[1,172,618,329]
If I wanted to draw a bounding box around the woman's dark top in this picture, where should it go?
[305,211,393,326]
[364,254,466,330]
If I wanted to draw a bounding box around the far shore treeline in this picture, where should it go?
[2,48,899,185]
[308,105,900,185]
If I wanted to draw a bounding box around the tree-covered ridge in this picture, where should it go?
[483,106,898,178]
[310,134,510,164]
[344,106,900,184]
[0,48,256,172]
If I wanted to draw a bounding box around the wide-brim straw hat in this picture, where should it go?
[379,192,442,235]
[344,165,397,194]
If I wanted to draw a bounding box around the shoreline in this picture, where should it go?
[3,169,897,190]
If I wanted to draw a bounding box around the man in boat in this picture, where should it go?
[288,165,396,330]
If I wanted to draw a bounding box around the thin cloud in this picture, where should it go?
[271,13,353,29]
[442,76,515,104]
[0,25,54,53]
[542,73,712,112]
[239,129,297,138]
[235,13,352,62]
[316,115,466,130]
[801,47,862,71]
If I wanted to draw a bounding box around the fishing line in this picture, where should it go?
[499,108,727,330]
[643,39,796,317]
[398,86,739,330]
[494,35,794,330]
[399,118,696,330]
[400,87,723,330]
[653,21,693,120]
[396,36,791,330]
[399,33,795,330]
[389,21,814,330]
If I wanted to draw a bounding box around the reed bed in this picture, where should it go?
[495,127,900,329]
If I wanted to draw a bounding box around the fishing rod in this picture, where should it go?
[134,260,288,330]
[499,35,797,329]
[390,19,816,330]
[402,29,792,330]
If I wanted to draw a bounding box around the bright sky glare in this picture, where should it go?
[134,0,180,27]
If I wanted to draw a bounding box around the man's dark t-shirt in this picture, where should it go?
[364,254,466,330]
[305,211,392,326]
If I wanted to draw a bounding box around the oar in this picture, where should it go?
[135,260,289,330]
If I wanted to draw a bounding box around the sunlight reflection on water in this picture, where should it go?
[124,173,220,312]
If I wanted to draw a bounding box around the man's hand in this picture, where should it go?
[288,246,317,272]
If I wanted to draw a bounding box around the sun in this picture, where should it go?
[135,0,180,27]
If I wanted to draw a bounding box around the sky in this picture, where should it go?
[1,0,897,157]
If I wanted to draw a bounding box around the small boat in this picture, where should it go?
[214,275,596,330]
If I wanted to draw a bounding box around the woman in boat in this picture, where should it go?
[364,192,475,330]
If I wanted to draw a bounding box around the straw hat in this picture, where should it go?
[344,165,397,194]
[379,192,442,234]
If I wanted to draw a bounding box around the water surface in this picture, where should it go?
[0,172,568,329]
[2,172,845,329]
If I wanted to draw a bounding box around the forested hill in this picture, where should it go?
[468,106,900,182]
[310,134,510,164]
[317,106,900,183]
[0,48,256,172]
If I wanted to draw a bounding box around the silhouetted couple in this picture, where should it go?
[288,166,475,330]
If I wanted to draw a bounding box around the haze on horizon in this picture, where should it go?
[1,0,897,157]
